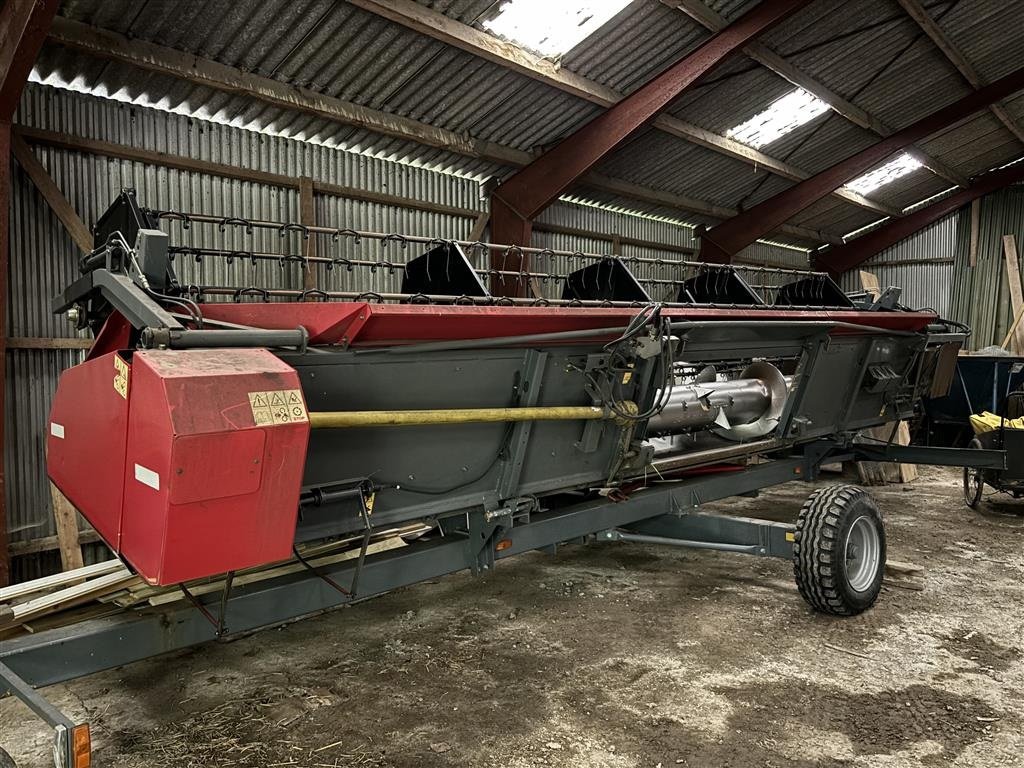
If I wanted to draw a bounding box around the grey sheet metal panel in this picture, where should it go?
[290,345,633,536]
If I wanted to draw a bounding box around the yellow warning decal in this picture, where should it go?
[248,389,308,426]
[113,356,129,399]
[785,532,796,542]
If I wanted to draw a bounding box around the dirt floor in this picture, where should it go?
[2,465,1024,768]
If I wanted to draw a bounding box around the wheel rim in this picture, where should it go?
[844,515,881,593]
[963,467,983,505]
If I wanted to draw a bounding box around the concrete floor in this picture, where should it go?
[2,466,1023,767]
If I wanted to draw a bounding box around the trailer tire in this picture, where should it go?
[793,485,886,616]
[963,437,985,509]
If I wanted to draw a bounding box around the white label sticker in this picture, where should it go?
[50,422,65,439]
[134,463,160,491]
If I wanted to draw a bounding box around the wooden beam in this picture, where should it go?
[17,125,838,248]
[1000,305,1024,351]
[7,528,100,558]
[0,558,122,602]
[895,0,1024,146]
[467,211,488,242]
[5,337,92,349]
[0,0,60,120]
[664,0,968,188]
[347,0,897,218]
[49,482,83,572]
[42,15,857,243]
[299,177,317,292]
[1003,235,1024,353]
[48,17,529,168]
[10,132,93,253]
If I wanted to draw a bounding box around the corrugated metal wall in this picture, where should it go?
[840,213,959,317]
[948,186,1024,350]
[6,82,806,582]
[839,186,1024,350]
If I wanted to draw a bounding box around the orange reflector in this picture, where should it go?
[794,467,802,475]
[495,538,512,552]
[72,724,91,768]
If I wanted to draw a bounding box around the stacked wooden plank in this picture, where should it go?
[0,523,430,636]
[855,422,919,485]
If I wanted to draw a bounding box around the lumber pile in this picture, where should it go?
[0,523,430,636]
[855,422,919,486]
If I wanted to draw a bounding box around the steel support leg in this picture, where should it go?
[600,512,795,559]
[0,661,86,768]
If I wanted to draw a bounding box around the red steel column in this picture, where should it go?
[815,162,1024,277]
[0,0,61,585]
[700,66,1024,263]
[489,0,805,295]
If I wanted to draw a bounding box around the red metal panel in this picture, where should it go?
[199,302,938,347]
[816,162,1024,276]
[87,312,132,359]
[117,349,310,585]
[47,352,131,550]
[701,66,1024,262]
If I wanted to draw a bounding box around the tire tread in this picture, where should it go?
[793,484,883,616]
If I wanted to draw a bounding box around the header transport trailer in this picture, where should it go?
[0,191,1002,768]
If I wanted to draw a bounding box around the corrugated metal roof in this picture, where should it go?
[39,0,1024,244]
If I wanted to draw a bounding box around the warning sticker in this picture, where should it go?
[113,356,129,399]
[249,389,308,426]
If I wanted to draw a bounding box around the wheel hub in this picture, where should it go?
[844,515,881,593]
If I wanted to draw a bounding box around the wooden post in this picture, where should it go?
[50,483,84,572]
[1002,235,1024,353]
[43,442,83,573]
[299,176,316,292]
[0,122,9,586]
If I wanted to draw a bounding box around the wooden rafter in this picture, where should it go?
[345,0,898,218]
[895,0,1024,147]
[11,132,93,252]
[663,0,969,188]
[43,18,843,243]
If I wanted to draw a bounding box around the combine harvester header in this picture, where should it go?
[0,190,1002,768]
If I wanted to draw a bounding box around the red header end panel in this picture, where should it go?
[48,352,132,550]
[120,349,310,585]
[117,352,309,585]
